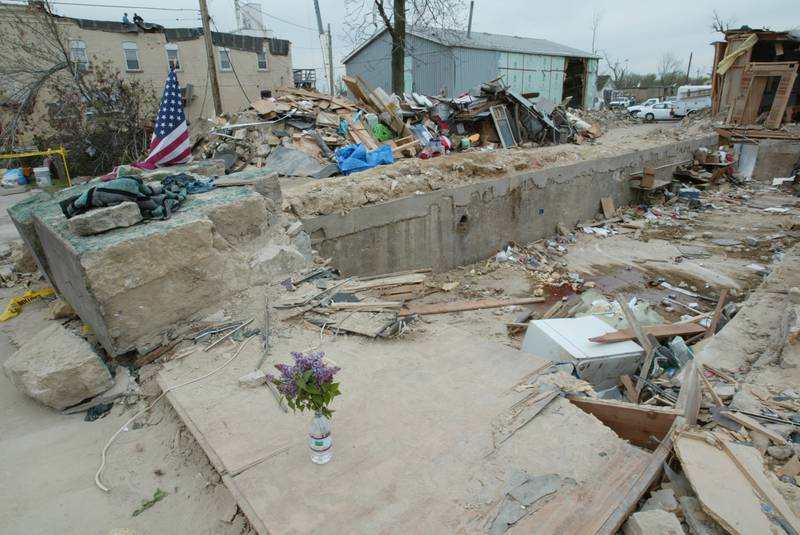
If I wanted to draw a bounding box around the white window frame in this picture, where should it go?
[122,41,141,72]
[218,47,232,71]
[165,43,181,71]
[256,50,268,71]
[69,39,89,71]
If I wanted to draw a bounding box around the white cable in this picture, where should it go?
[94,335,256,492]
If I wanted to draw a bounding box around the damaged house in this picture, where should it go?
[343,27,599,108]
[712,28,800,179]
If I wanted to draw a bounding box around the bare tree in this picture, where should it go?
[711,9,733,34]
[602,51,627,86]
[657,52,682,81]
[344,0,467,94]
[0,2,157,173]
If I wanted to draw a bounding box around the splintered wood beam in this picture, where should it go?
[589,322,706,343]
[567,397,680,450]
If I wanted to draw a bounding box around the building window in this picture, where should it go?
[122,42,140,71]
[165,43,180,71]
[69,39,88,71]
[256,51,268,71]
[218,48,232,71]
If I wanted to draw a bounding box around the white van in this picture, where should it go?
[672,85,711,117]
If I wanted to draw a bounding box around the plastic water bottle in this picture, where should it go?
[309,412,332,464]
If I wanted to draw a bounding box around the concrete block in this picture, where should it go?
[26,186,280,356]
[249,244,307,284]
[623,510,684,535]
[679,496,725,535]
[641,488,679,514]
[67,201,143,236]
[3,323,113,409]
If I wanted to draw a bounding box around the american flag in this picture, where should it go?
[141,69,191,167]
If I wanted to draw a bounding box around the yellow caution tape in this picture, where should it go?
[0,287,55,322]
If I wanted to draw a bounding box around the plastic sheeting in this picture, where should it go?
[335,144,394,176]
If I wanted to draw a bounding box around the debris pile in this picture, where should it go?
[194,77,603,179]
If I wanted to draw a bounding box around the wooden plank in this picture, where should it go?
[620,375,637,403]
[697,366,724,407]
[589,322,706,343]
[344,273,427,292]
[616,297,653,353]
[719,440,800,535]
[674,432,775,535]
[489,105,516,148]
[512,418,682,535]
[327,301,402,310]
[766,67,798,129]
[399,297,545,317]
[705,288,729,339]
[724,411,790,446]
[600,197,615,219]
[568,397,679,450]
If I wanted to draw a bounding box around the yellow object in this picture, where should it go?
[0,287,55,322]
[716,34,758,76]
[468,134,480,144]
[0,146,72,186]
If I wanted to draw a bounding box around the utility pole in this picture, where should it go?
[199,0,222,115]
[327,23,334,96]
[685,51,693,85]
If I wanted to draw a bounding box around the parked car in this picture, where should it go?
[638,102,676,122]
[627,98,661,116]
[609,96,631,109]
[672,85,712,117]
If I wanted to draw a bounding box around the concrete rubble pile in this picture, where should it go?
[193,76,602,180]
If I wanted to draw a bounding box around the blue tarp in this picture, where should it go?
[335,143,394,176]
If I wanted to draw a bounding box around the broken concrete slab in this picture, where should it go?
[159,325,650,534]
[67,201,143,236]
[15,183,300,356]
[3,323,113,410]
[623,510,684,535]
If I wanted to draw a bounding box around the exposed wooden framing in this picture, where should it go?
[567,397,680,450]
[727,62,799,129]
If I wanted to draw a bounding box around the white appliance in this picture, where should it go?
[522,316,645,391]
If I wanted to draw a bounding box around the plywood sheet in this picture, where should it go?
[674,434,774,535]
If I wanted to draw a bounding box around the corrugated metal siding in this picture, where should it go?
[408,35,454,96]
[497,53,565,101]
[344,32,392,92]
[454,47,498,94]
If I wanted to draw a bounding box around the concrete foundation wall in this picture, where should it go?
[751,140,800,181]
[303,135,718,276]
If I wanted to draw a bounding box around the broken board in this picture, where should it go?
[674,434,774,535]
[589,322,706,343]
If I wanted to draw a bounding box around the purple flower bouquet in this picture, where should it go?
[267,351,341,418]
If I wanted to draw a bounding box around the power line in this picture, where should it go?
[15,1,201,11]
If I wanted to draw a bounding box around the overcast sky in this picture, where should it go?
[41,0,799,90]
